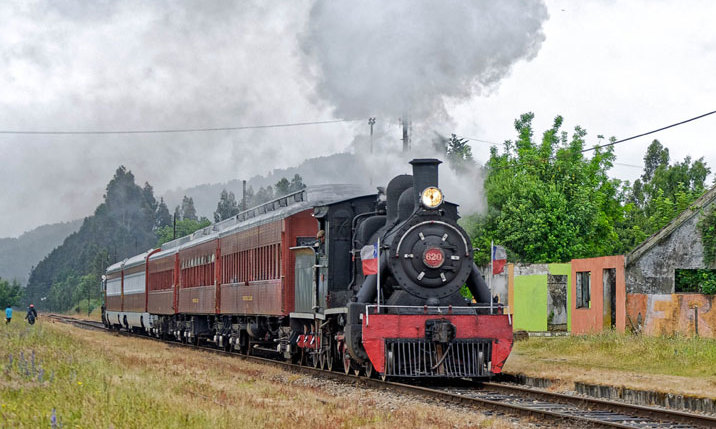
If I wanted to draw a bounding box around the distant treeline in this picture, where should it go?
[23,166,305,311]
[0,219,82,286]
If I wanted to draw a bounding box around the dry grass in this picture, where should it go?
[505,331,716,399]
[1,320,514,428]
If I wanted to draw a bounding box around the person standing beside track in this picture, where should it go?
[26,304,37,323]
[5,305,11,324]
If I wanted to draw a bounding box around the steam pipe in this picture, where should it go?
[466,264,491,304]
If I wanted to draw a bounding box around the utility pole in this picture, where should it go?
[368,117,376,186]
[173,212,177,240]
[401,116,411,152]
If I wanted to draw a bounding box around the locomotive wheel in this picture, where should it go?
[319,350,326,369]
[342,346,351,375]
[324,335,334,371]
[238,332,249,355]
[365,361,374,379]
[326,346,334,371]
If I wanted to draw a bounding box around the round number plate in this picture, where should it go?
[423,247,445,269]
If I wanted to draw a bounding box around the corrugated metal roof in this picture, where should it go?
[106,261,123,273]
[147,184,371,259]
[124,250,153,269]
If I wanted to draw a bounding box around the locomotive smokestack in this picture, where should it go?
[242,180,247,211]
[410,158,441,202]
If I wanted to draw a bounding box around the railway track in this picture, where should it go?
[49,314,716,428]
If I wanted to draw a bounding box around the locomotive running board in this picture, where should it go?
[289,312,326,320]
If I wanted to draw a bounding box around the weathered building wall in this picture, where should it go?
[548,264,571,330]
[626,200,714,294]
[571,256,626,334]
[626,293,715,338]
[509,263,570,332]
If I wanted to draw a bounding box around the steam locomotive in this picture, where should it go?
[103,159,513,378]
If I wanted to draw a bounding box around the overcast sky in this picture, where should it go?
[1,0,715,238]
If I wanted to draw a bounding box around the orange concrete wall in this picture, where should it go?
[570,255,626,334]
[626,293,715,338]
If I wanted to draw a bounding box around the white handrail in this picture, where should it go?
[364,304,511,326]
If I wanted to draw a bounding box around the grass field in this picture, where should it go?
[505,331,716,397]
[1,319,502,428]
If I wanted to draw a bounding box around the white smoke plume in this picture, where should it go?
[300,0,548,215]
[347,122,488,216]
[0,1,548,237]
[302,0,549,122]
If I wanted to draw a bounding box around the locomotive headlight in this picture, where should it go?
[421,187,443,209]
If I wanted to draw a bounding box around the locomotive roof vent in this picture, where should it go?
[409,158,442,204]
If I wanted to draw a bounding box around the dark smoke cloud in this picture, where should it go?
[302,0,548,121]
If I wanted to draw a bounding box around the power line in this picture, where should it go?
[486,109,716,173]
[0,119,356,135]
[458,135,500,145]
[614,162,644,169]
[581,109,716,153]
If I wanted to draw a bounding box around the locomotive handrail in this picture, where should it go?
[393,220,471,257]
[364,304,511,326]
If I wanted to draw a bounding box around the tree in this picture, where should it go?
[156,218,211,246]
[467,113,624,265]
[275,178,291,197]
[155,198,172,228]
[0,277,22,308]
[214,189,240,222]
[243,186,255,209]
[435,134,475,173]
[289,174,306,193]
[181,195,198,221]
[618,140,711,249]
[25,166,158,310]
[254,186,274,205]
[142,182,158,213]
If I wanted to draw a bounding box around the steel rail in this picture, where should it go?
[481,382,714,428]
[49,315,715,428]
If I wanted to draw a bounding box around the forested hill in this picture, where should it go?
[163,152,368,220]
[0,219,82,285]
[25,167,161,310]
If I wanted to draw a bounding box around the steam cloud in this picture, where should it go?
[301,0,548,214]
[1,1,548,237]
[302,0,549,122]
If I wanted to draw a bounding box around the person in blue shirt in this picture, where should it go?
[5,306,11,324]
